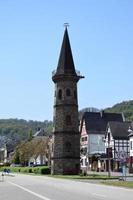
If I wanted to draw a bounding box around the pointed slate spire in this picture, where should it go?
[56,27,76,75]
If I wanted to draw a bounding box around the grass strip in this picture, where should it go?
[48,174,118,180]
[101,181,133,188]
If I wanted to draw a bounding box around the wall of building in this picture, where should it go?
[129,136,133,156]
[89,134,105,154]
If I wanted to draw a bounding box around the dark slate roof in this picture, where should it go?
[108,121,131,139]
[131,122,133,129]
[101,111,124,122]
[83,112,106,133]
[82,111,124,134]
[55,28,76,76]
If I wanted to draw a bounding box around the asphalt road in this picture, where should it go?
[0,173,133,200]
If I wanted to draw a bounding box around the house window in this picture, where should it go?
[58,89,62,100]
[66,89,71,96]
[81,136,87,142]
[108,133,110,143]
[85,137,87,141]
[66,115,71,125]
[130,141,133,150]
[80,147,87,155]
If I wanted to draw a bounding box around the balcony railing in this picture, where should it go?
[52,69,81,76]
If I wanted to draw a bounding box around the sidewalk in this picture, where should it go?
[87,170,133,177]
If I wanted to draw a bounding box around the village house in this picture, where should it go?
[128,123,133,173]
[104,121,131,172]
[0,144,7,165]
[80,111,124,171]
[28,129,49,166]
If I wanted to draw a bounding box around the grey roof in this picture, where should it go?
[55,28,76,76]
[81,111,124,134]
[33,129,46,137]
[108,121,131,139]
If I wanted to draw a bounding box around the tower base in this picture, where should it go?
[51,158,80,175]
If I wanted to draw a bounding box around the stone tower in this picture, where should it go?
[51,27,84,175]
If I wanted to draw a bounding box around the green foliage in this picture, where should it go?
[79,100,133,122]
[101,181,133,188]
[49,174,118,180]
[28,128,33,141]
[0,118,53,153]
[13,150,20,164]
[12,137,50,166]
[104,100,133,121]
[0,166,50,175]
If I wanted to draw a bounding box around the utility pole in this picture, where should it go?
[107,132,111,177]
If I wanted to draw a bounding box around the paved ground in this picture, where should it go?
[0,173,133,200]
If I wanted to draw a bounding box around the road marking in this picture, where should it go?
[8,181,52,200]
[92,193,107,199]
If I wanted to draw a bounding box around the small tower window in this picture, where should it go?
[74,90,77,99]
[65,141,71,152]
[66,89,71,97]
[66,115,71,125]
[58,89,62,100]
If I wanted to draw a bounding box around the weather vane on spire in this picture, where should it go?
[63,23,69,28]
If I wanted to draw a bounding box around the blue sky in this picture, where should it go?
[0,0,133,121]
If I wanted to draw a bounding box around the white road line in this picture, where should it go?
[92,193,107,199]
[8,181,52,200]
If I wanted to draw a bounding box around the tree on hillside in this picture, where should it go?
[28,128,33,141]
[104,100,133,121]
[12,137,50,166]
[31,137,49,165]
[0,119,53,154]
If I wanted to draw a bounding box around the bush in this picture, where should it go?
[40,167,50,174]
[28,168,33,173]
[0,166,51,175]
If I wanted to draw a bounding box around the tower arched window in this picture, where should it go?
[66,115,71,125]
[66,88,71,97]
[58,89,62,100]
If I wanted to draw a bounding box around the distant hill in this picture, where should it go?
[104,100,133,121]
[0,119,53,152]
[1,100,133,153]
[79,100,133,121]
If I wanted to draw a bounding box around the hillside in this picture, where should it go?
[79,100,133,121]
[104,100,133,121]
[0,119,53,152]
[0,100,133,153]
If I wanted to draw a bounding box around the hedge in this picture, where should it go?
[0,166,51,175]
